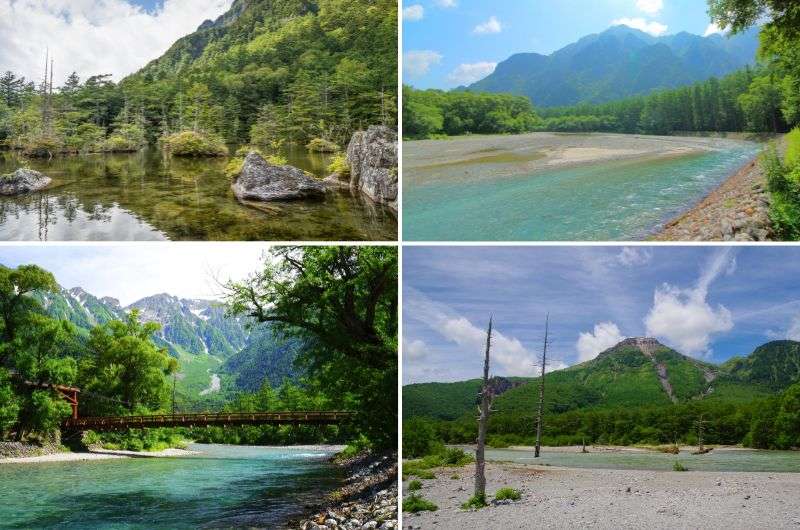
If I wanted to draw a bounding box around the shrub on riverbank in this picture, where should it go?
[83,428,187,452]
[494,487,522,501]
[403,493,438,513]
[763,128,800,239]
[403,447,474,480]
[162,130,228,157]
[306,138,339,153]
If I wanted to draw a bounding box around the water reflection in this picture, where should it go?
[0,148,396,241]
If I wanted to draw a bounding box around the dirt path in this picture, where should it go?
[403,463,800,529]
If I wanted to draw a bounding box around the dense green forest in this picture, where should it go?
[0,246,398,451]
[0,0,397,158]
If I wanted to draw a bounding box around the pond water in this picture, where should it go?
[0,147,396,241]
[0,444,343,529]
[404,138,761,241]
[480,447,800,473]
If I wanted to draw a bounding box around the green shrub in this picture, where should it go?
[461,494,487,510]
[441,447,473,466]
[408,479,422,492]
[403,494,438,513]
[673,461,687,472]
[494,488,521,501]
[327,153,350,177]
[306,137,339,153]
[162,130,228,157]
[403,417,443,458]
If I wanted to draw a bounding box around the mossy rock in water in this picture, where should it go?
[0,168,52,195]
[162,131,228,157]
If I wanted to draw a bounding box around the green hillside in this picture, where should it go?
[722,340,800,390]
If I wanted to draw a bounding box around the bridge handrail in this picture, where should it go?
[63,410,356,427]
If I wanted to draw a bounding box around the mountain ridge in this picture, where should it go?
[465,25,761,107]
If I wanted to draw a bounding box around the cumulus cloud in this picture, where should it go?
[0,0,233,82]
[434,0,457,7]
[787,316,800,341]
[405,289,542,376]
[403,4,424,21]
[403,50,443,78]
[576,322,626,362]
[703,22,727,37]
[644,249,736,356]
[611,17,668,36]
[448,62,497,85]
[473,16,502,35]
[617,247,653,267]
[636,0,663,15]
[405,339,429,361]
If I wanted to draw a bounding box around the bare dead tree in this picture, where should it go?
[534,313,550,458]
[474,315,493,503]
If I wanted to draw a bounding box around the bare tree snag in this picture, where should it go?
[535,313,549,458]
[474,315,493,502]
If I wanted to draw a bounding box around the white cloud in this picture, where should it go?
[403,4,424,21]
[473,16,502,35]
[434,0,457,7]
[703,22,727,37]
[404,289,541,376]
[644,249,737,356]
[576,322,626,362]
[405,339,429,361]
[636,0,663,15]
[0,0,233,82]
[403,50,442,78]
[617,247,653,267]
[448,62,497,85]
[787,316,800,341]
[611,17,668,36]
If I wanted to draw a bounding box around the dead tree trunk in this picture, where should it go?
[474,316,493,502]
[534,313,549,458]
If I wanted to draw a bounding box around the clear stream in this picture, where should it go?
[481,447,800,473]
[404,141,761,241]
[0,147,396,241]
[0,444,343,529]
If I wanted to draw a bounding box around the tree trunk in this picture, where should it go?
[474,316,493,501]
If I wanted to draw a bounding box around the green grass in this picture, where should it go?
[403,448,474,480]
[461,494,487,510]
[408,480,422,492]
[494,487,522,501]
[673,461,688,472]
[403,494,438,513]
[785,127,800,168]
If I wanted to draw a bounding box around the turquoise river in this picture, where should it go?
[404,139,761,241]
[0,444,343,529]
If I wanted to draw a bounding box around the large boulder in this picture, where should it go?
[231,152,327,202]
[0,168,51,195]
[346,126,398,211]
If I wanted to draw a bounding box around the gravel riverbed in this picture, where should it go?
[403,462,800,530]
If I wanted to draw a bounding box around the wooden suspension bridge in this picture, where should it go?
[21,379,354,432]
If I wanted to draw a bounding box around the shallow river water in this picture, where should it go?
[0,148,396,241]
[481,447,800,473]
[404,137,761,241]
[0,444,343,529]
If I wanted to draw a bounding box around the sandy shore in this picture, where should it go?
[0,447,200,464]
[403,462,800,530]
[404,132,751,187]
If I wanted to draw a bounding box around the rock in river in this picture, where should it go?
[231,152,327,202]
[346,126,398,211]
[0,168,52,195]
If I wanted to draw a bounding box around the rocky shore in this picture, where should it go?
[295,451,398,530]
[403,462,800,529]
[652,154,774,241]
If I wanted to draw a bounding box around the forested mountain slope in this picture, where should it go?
[467,25,759,107]
[404,338,797,420]
[119,0,398,145]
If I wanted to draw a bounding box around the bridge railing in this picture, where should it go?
[63,411,356,430]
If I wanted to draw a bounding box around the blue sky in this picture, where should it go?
[403,246,800,384]
[403,0,726,89]
[0,244,266,306]
[0,0,232,81]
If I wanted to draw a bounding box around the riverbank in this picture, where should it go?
[295,451,398,530]
[0,445,201,464]
[403,462,800,529]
